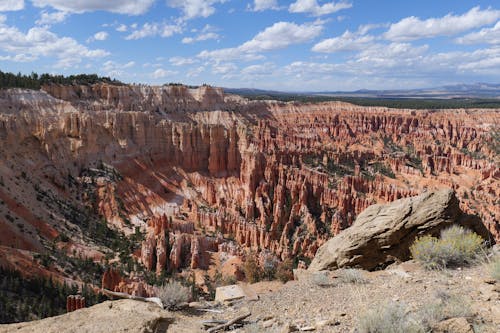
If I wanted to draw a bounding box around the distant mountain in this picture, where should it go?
[225,83,500,99]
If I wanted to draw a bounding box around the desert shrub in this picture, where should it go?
[262,256,278,280]
[337,268,368,284]
[243,254,262,283]
[410,225,484,269]
[156,280,190,310]
[358,301,425,333]
[490,256,500,281]
[419,291,472,328]
[275,259,294,283]
[312,272,333,287]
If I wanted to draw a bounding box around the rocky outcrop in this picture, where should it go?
[308,189,493,271]
[0,300,173,333]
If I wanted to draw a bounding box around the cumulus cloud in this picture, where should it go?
[116,24,127,32]
[456,21,500,45]
[87,31,109,42]
[182,24,219,44]
[125,22,182,40]
[167,0,226,20]
[102,60,135,77]
[0,19,108,67]
[241,62,276,75]
[253,0,278,11]
[289,0,352,16]
[313,31,374,53]
[385,6,500,41]
[169,56,197,66]
[0,0,24,11]
[151,68,178,79]
[35,11,69,25]
[31,0,155,15]
[241,21,323,52]
[198,21,323,62]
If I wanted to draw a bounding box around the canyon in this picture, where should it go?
[0,83,498,295]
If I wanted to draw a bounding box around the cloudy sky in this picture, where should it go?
[0,0,499,90]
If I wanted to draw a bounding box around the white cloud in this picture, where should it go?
[35,11,69,25]
[241,62,275,75]
[187,66,204,77]
[94,31,108,41]
[182,24,219,44]
[198,21,323,62]
[289,0,352,16]
[31,0,155,15]
[240,21,323,52]
[125,22,182,40]
[313,30,374,53]
[167,0,226,20]
[253,0,278,11]
[385,6,500,41]
[456,21,500,45]
[212,62,237,75]
[169,56,197,66]
[0,0,24,11]
[102,60,135,77]
[86,31,109,42]
[116,24,127,32]
[152,68,178,79]
[0,20,108,67]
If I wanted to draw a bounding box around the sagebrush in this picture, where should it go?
[156,280,190,310]
[357,301,425,333]
[410,225,483,269]
[337,268,367,284]
[490,256,500,281]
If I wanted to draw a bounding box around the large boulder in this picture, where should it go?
[309,189,492,271]
[0,300,173,333]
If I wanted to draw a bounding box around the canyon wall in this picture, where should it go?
[0,84,498,284]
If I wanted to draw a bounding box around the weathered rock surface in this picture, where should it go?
[0,300,173,333]
[309,189,492,271]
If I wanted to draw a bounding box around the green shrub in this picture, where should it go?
[410,225,484,269]
[358,302,425,333]
[490,256,500,281]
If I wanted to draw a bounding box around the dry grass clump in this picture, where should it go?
[337,268,368,284]
[357,301,425,333]
[419,291,472,327]
[489,256,500,281]
[311,271,333,287]
[156,280,190,310]
[410,225,484,269]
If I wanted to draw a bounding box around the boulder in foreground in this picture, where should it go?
[309,189,492,271]
[0,299,173,333]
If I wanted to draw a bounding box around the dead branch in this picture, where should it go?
[100,288,164,309]
[206,312,251,333]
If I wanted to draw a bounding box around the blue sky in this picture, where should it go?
[0,0,499,91]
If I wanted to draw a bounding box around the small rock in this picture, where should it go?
[482,278,496,285]
[432,317,474,333]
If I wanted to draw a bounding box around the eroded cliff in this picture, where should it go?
[0,83,498,290]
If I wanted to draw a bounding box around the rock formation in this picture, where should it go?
[0,83,498,288]
[308,189,493,271]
